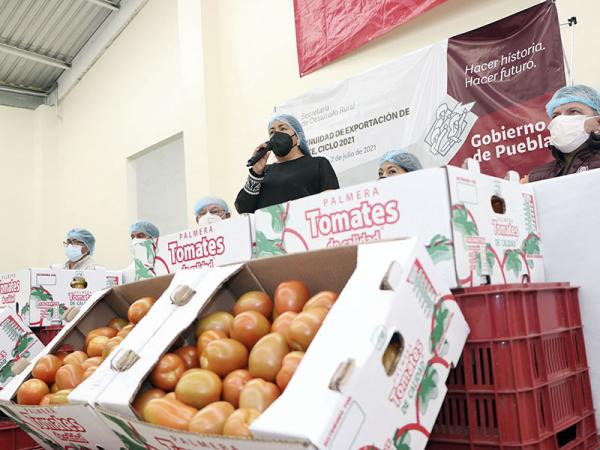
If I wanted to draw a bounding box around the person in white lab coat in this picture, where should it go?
[62,228,97,270]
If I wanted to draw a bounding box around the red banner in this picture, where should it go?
[294,0,446,76]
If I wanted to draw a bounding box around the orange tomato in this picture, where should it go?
[303,291,338,312]
[81,356,103,370]
[50,383,58,393]
[132,388,166,419]
[49,389,72,405]
[270,311,298,341]
[107,317,128,331]
[85,327,118,346]
[116,324,135,339]
[230,311,270,350]
[87,335,109,358]
[276,351,304,391]
[175,346,199,370]
[174,369,222,409]
[17,379,49,405]
[195,312,234,338]
[149,353,185,391]
[200,339,248,377]
[55,364,84,390]
[274,280,310,315]
[222,369,253,408]
[233,291,273,318]
[102,336,123,359]
[32,354,62,384]
[239,379,280,412]
[197,329,228,356]
[82,366,97,381]
[222,408,261,437]
[128,296,156,325]
[38,393,53,406]
[62,351,88,366]
[287,307,328,351]
[143,397,197,430]
[248,333,289,382]
[188,401,235,435]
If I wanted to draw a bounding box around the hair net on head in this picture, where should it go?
[193,196,230,216]
[67,228,96,255]
[268,113,311,157]
[545,84,600,118]
[129,221,160,239]
[379,150,423,172]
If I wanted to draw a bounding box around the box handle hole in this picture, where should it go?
[382,331,404,376]
[490,195,506,214]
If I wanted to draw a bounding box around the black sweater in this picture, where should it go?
[235,156,339,214]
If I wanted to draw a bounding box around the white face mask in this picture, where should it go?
[548,114,593,154]
[197,212,222,226]
[130,238,147,255]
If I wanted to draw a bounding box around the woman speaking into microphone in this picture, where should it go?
[235,114,339,214]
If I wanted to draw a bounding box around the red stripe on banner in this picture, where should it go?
[294,0,446,76]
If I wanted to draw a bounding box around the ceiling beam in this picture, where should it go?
[0,42,70,70]
[82,0,120,11]
[0,84,48,97]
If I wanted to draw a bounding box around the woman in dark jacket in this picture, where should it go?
[235,114,339,214]
[528,85,600,182]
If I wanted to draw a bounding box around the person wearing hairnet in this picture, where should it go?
[527,85,600,182]
[235,113,339,214]
[63,228,97,270]
[194,197,231,225]
[378,150,423,179]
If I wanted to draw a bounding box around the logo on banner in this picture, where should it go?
[425,101,477,157]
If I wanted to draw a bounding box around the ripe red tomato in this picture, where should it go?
[32,355,62,384]
[197,329,228,357]
[248,332,290,382]
[239,378,280,412]
[302,291,338,312]
[149,353,186,391]
[174,369,222,409]
[17,379,49,405]
[222,369,253,408]
[230,311,270,350]
[287,306,328,351]
[188,401,235,435]
[128,297,156,324]
[200,339,248,377]
[144,397,197,430]
[274,280,310,315]
[270,311,297,341]
[276,351,304,391]
[195,312,234,338]
[132,388,166,419]
[233,291,273,318]
[222,408,261,437]
[55,364,84,390]
[175,346,200,370]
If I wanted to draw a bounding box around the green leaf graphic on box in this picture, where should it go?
[30,287,52,302]
[431,306,449,352]
[521,233,541,255]
[505,250,522,276]
[21,303,29,322]
[475,244,495,275]
[419,365,439,415]
[0,359,15,383]
[141,239,156,261]
[265,204,286,233]
[58,303,67,319]
[255,230,286,257]
[12,332,34,357]
[135,259,154,280]
[452,206,478,237]
[393,430,411,450]
[0,407,62,449]
[102,412,147,450]
[426,234,453,263]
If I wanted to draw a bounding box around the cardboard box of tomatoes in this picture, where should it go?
[253,160,544,289]
[153,215,255,275]
[0,268,124,327]
[0,275,174,449]
[77,238,470,450]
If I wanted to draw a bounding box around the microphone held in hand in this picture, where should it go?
[246,142,272,167]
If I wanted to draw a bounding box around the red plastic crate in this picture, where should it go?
[31,325,62,346]
[0,419,39,450]
[427,412,599,450]
[447,327,588,392]
[451,283,581,341]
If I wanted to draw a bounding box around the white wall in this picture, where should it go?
[0,0,598,272]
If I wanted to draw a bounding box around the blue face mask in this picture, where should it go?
[65,245,83,262]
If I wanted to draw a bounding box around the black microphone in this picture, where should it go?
[246,142,272,167]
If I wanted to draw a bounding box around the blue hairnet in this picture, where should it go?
[194,196,230,216]
[379,150,423,172]
[546,85,600,117]
[129,221,160,239]
[67,228,96,255]
[268,113,311,157]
